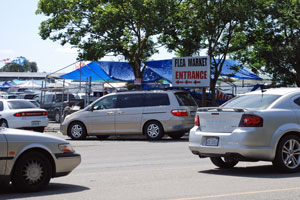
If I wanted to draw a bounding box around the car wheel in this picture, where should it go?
[210,157,239,169]
[168,132,185,139]
[33,127,45,133]
[68,121,87,140]
[96,135,109,140]
[273,135,300,173]
[144,121,164,140]
[54,110,61,123]
[12,151,51,192]
[0,120,8,128]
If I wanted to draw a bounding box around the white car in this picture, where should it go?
[189,87,300,173]
[0,99,48,132]
[0,128,81,192]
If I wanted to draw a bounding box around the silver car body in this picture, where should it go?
[189,88,300,161]
[61,90,197,137]
[0,128,81,184]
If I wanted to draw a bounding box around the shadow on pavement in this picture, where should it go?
[199,165,300,178]
[0,182,89,199]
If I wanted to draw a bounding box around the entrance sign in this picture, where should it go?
[172,56,210,87]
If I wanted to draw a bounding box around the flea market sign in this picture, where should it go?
[172,56,210,87]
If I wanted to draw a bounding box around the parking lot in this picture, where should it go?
[2,122,300,200]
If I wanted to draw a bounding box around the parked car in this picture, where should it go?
[61,90,198,140]
[0,127,81,192]
[38,92,83,123]
[189,87,300,173]
[0,99,48,132]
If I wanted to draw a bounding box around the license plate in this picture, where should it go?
[31,121,40,126]
[205,136,219,146]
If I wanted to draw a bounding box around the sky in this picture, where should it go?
[0,1,174,73]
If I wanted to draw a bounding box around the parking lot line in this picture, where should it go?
[172,186,300,200]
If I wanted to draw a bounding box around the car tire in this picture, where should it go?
[54,110,61,123]
[168,132,185,139]
[273,134,300,173]
[210,157,239,169]
[96,135,109,140]
[144,121,164,140]
[12,151,52,192]
[33,127,45,133]
[68,121,87,140]
[0,120,8,128]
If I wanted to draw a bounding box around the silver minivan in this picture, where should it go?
[61,90,197,140]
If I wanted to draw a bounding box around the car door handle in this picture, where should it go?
[117,111,123,115]
[107,112,114,115]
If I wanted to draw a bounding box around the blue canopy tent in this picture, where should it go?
[61,59,261,82]
[0,81,13,91]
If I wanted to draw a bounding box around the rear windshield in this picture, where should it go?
[221,94,281,109]
[7,100,37,109]
[175,92,197,106]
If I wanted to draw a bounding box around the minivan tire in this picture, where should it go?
[144,121,164,140]
[68,121,87,140]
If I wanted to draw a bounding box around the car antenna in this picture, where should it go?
[260,85,266,96]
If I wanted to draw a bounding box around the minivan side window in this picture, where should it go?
[0,101,3,111]
[116,94,144,108]
[144,93,170,106]
[93,95,117,110]
[175,92,197,106]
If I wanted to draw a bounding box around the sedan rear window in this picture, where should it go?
[7,100,37,109]
[221,94,281,109]
[175,92,197,106]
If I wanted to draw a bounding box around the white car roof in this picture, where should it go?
[246,87,300,95]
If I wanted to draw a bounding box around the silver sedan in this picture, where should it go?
[0,128,81,192]
[189,87,300,173]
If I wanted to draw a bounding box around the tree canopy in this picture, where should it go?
[231,0,300,86]
[160,0,257,105]
[36,0,175,85]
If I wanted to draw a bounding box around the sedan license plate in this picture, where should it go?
[31,121,40,126]
[205,136,219,146]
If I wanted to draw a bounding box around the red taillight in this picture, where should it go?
[171,109,188,117]
[14,111,48,117]
[239,114,263,127]
[195,115,199,126]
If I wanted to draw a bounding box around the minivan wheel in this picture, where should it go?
[68,122,87,140]
[210,157,239,169]
[12,152,51,192]
[144,121,164,140]
[273,135,300,173]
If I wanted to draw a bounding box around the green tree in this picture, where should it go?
[160,0,257,105]
[0,57,38,72]
[232,0,300,86]
[36,0,175,89]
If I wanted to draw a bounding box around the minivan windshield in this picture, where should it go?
[221,94,281,109]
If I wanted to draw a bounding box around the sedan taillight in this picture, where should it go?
[194,115,199,126]
[171,109,188,117]
[14,111,48,117]
[239,114,263,127]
